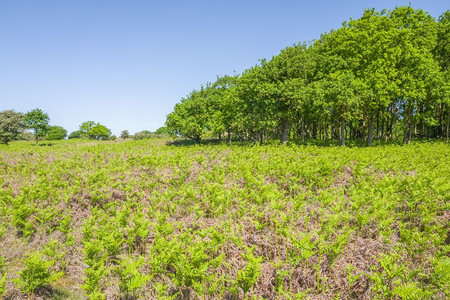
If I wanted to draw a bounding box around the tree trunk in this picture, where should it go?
[408,123,412,143]
[388,105,395,141]
[446,110,449,142]
[367,116,374,147]
[259,130,264,146]
[376,108,380,139]
[280,118,289,145]
[339,118,345,146]
[403,102,413,144]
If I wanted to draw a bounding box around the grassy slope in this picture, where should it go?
[0,139,449,299]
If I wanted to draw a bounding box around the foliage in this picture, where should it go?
[68,130,86,139]
[90,124,111,140]
[79,121,111,140]
[0,256,6,298]
[16,131,35,141]
[166,89,210,143]
[235,247,263,294]
[120,130,130,139]
[154,126,169,135]
[13,252,62,295]
[166,7,449,145]
[0,138,447,298]
[114,256,150,299]
[0,110,25,144]
[133,130,153,140]
[79,121,97,134]
[23,108,50,142]
[46,126,68,140]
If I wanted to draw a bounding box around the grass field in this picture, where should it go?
[0,139,449,299]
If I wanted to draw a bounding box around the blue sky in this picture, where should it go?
[1,0,448,135]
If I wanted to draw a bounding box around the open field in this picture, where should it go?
[0,139,449,299]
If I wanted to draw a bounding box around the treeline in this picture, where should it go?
[0,108,66,144]
[0,108,113,143]
[166,7,449,146]
[129,127,170,140]
[0,108,170,144]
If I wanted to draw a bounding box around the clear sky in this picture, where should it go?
[1,0,448,135]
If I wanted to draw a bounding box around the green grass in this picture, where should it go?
[0,139,449,299]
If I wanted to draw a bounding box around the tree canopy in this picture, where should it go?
[79,121,112,140]
[166,6,449,146]
[46,126,68,140]
[0,110,25,144]
[23,108,50,142]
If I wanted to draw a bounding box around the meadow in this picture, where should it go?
[0,139,448,299]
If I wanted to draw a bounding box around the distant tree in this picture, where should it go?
[154,126,169,135]
[120,130,130,139]
[90,124,111,140]
[109,135,117,141]
[79,121,97,135]
[68,130,85,139]
[133,130,153,140]
[16,131,35,141]
[23,108,50,143]
[46,126,67,140]
[0,110,25,144]
[79,121,111,140]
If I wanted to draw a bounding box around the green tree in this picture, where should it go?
[79,121,97,135]
[133,130,153,140]
[261,45,316,144]
[46,126,67,140]
[165,6,448,145]
[237,65,269,144]
[166,88,210,143]
[68,130,85,139]
[154,126,170,135]
[120,130,130,139]
[90,124,111,140]
[434,11,449,140]
[79,121,111,140]
[0,110,25,144]
[23,108,50,143]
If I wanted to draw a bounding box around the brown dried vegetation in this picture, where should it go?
[0,140,448,299]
